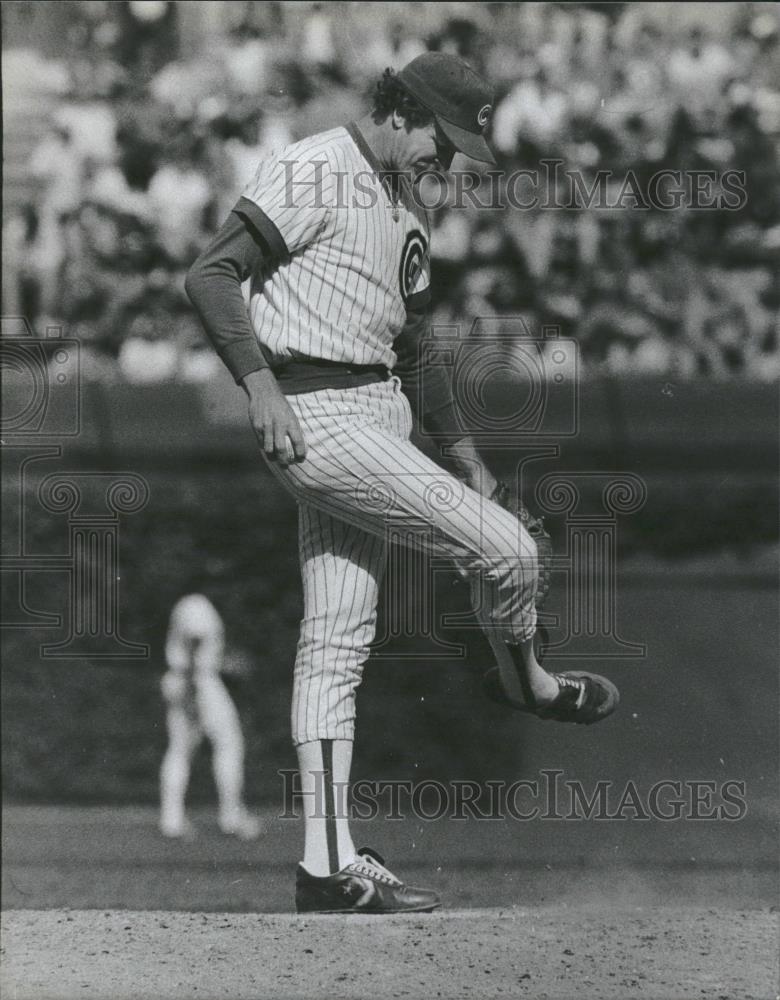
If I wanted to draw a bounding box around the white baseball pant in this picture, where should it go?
[266,377,538,745]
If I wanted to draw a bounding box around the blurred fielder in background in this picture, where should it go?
[160,593,262,841]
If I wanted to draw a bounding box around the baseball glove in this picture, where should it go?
[490,480,553,612]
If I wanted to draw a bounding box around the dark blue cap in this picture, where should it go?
[398,52,495,164]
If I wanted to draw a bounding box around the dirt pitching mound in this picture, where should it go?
[2,906,777,1000]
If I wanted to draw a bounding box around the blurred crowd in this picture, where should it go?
[4,0,779,383]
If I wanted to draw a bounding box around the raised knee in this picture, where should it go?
[486,542,537,582]
[478,548,536,609]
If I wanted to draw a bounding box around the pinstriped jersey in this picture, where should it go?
[240,125,431,368]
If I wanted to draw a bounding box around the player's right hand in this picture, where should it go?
[241,368,307,466]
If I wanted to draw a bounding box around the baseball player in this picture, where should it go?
[159,593,262,840]
[186,53,618,913]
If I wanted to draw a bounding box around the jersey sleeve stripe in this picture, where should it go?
[233,197,289,261]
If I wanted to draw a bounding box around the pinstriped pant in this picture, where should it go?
[267,377,538,745]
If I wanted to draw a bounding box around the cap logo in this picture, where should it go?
[477,104,492,128]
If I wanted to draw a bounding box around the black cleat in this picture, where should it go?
[484,667,619,725]
[295,847,441,914]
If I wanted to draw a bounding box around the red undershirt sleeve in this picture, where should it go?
[393,305,465,444]
[184,200,282,384]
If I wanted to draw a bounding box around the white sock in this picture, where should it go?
[296,739,356,876]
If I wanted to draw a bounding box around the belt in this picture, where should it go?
[273,357,391,395]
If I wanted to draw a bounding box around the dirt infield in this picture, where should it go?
[2,906,777,1000]
[2,806,778,999]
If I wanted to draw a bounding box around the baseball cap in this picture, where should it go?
[397,52,495,165]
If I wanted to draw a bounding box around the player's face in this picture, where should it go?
[398,120,457,178]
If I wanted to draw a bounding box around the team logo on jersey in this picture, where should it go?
[399,230,428,305]
[477,104,492,128]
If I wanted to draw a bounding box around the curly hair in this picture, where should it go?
[371,68,435,127]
